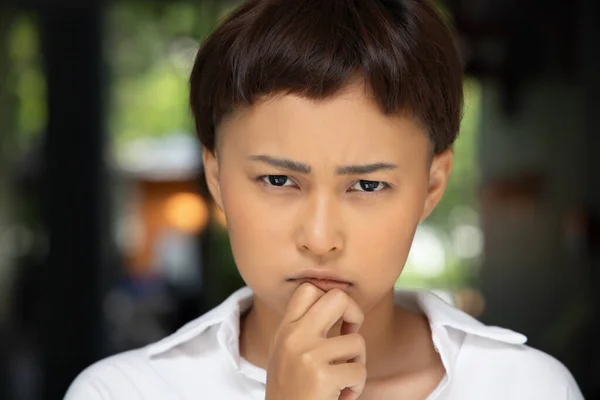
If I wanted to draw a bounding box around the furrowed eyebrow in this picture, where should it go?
[248,155,311,174]
[249,155,397,175]
[336,163,398,175]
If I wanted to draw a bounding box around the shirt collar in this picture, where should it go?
[146,287,527,381]
[146,286,253,357]
[395,290,527,385]
[399,290,527,344]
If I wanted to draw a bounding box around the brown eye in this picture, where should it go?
[350,180,388,192]
[261,175,294,187]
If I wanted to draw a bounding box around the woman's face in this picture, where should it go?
[204,85,452,314]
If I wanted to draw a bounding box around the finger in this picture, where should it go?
[340,319,359,336]
[282,282,326,323]
[302,289,364,336]
[315,333,366,366]
[339,388,358,400]
[329,362,367,399]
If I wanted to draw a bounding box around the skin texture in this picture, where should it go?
[203,85,453,399]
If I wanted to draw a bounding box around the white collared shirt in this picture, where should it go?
[64,287,584,399]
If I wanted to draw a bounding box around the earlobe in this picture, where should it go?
[420,149,453,222]
[202,147,224,210]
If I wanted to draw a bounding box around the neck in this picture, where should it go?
[240,290,410,378]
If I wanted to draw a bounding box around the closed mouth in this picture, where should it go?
[289,277,352,291]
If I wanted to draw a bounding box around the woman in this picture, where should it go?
[66,0,583,398]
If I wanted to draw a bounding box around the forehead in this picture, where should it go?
[217,86,430,161]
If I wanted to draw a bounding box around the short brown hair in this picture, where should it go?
[190,0,464,155]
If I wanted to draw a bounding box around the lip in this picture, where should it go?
[287,270,352,292]
[294,278,351,292]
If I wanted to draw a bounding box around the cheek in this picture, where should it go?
[351,190,425,279]
[219,177,291,285]
[223,189,290,250]
[379,213,419,269]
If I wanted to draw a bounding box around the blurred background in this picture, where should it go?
[0,0,598,398]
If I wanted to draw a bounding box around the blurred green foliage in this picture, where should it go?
[107,1,234,145]
[398,80,482,291]
[5,14,46,154]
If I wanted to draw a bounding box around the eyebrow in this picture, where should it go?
[249,155,311,174]
[336,163,398,175]
[248,155,398,175]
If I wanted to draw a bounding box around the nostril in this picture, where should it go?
[302,245,338,253]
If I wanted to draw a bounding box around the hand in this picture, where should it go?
[265,283,366,400]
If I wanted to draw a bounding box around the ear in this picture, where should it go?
[203,147,224,210]
[420,149,453,222]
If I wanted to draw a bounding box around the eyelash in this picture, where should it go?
[257,175,390,193]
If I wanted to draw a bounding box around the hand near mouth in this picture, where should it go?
[265,282,366,400]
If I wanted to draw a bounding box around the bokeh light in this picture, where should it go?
[164,192,209,234]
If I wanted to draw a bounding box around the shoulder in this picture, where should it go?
[459,332,583,399]
[64,348,157,400]
[405,290,583,399]
[64,317,227,399]
[64,288,253,400]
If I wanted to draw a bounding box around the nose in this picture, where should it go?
[295,193,344,259]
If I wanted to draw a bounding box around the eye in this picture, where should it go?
[350,180,389,193]
[260,175,296,187]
